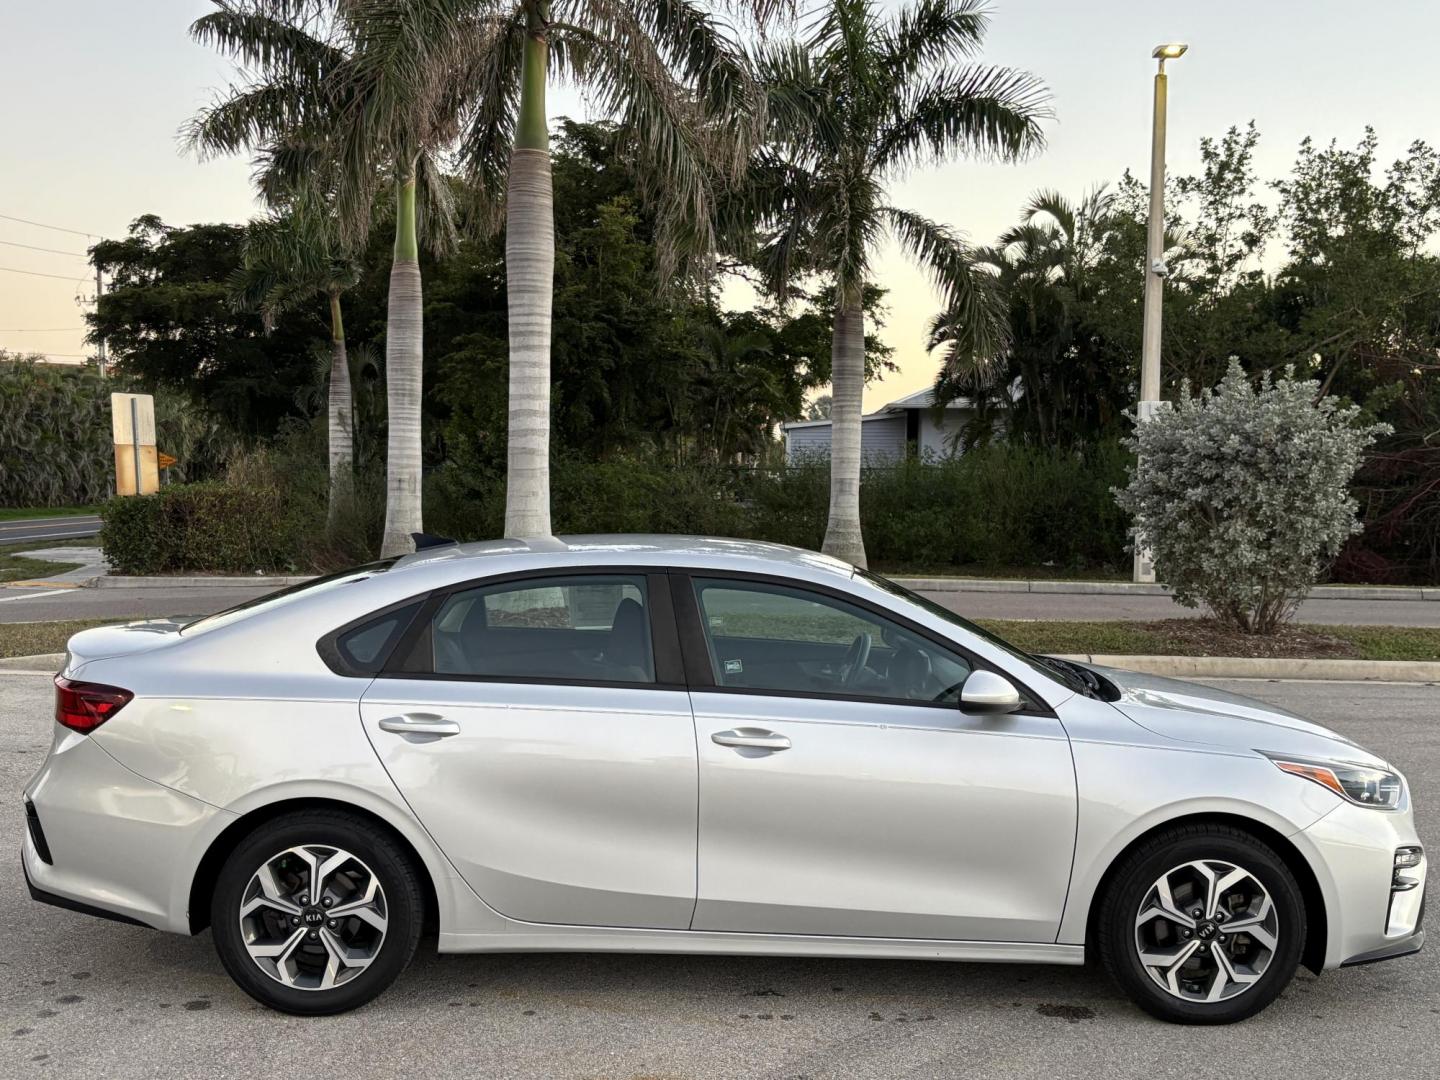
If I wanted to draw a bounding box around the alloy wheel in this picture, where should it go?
[1133,858,1279,1003]
[238,844,388,991]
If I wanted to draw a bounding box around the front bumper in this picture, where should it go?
[23,728,230,933]
[1296,797,1426,969]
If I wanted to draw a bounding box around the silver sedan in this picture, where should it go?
[21,536,1425,1023]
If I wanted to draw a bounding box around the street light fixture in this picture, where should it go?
[1133,41,1188,583]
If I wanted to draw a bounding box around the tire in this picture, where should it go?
[1096,824,1306,1024]
[210,809,425,1016]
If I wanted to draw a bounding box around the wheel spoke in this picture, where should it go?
[247,926,308,985]
[1207,865,1249,918]
[253,863,300,914]
[1152,872,1196,928]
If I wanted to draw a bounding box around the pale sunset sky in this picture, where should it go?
[1,1,1436,409]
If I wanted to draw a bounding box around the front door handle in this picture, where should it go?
[711,727,791,752]
[378,713,460,737]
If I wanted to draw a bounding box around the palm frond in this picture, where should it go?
[886,205,1007,386]
[872,62,1051,173]
[877,0,989,81]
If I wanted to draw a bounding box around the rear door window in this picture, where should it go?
[419,575,656,684]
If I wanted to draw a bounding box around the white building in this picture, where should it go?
[780,388,977,464]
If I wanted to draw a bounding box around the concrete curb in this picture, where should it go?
[1053,653,1440,682]
[892,577,1440,601]
[89,575,313,589]
[0,653,62,674]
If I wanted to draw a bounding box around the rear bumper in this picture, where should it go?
[23,856,151,929]
[23,728,231,934]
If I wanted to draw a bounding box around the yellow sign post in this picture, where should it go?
[111,392,160,496]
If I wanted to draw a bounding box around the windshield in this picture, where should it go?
[855,569,1098,698]
[180,559,399,635]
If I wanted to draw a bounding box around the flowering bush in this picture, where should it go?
[1116,362,1389,634]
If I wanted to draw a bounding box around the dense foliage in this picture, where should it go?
[97,441,1125,576]
[0,355,239,508]
[942,126,1440,582]
[1116,364,1387,633]
[0,356,115,507]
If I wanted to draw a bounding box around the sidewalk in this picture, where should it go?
[891,576,1440,601]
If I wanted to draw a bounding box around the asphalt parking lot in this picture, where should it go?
[2,674,1436,1079]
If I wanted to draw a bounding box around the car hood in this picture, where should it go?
[1088,663,1390,769]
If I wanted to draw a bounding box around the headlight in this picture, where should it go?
[1262,753,1404,810]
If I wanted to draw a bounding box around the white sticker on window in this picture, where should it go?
[724,658,743,675]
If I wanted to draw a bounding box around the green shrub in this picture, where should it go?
[427,445,1129,574]
[99,482,298,574]
[1116,363,1388,633]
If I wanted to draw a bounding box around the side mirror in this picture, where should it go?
[959,669,1022,715]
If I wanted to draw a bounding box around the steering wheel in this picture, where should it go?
[839,632,872,687]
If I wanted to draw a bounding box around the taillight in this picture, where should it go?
[54,676,133,733]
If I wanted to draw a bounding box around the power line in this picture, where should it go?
[0,238,88,258]
[0,213,100,239]
[0,265,89,281]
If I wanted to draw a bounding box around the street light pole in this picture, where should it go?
[1134,42,1187,584]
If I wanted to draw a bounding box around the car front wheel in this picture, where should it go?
[210,810,425,1015]
[1097,824,1307,1024]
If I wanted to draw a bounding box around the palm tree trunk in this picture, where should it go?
[327,288,354,528]
[379,171,424,557]
[503,1,554,538]
[821,299,867,567]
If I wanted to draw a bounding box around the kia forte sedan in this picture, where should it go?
[22,536,1425,1022]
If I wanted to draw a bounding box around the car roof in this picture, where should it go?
[390,534,858,583]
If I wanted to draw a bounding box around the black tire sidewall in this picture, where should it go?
[211,811,424,1016]
[1100,828,1306,1024]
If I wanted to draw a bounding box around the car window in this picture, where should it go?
[328,600,423,676]
[692,579,972,704]
[424,575,655,683]
[183,559,399,636]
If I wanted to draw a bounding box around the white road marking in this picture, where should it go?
[0,588,72,604]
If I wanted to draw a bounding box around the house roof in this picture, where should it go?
[782,388,972,432]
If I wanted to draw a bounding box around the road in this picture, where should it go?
[3,579,1438,627]
[1,675,1436,1079]
[0,516,100,545]
[920,589,1440,627]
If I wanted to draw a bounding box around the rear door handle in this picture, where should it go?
[378,713,460,737]
[711,728,791,752]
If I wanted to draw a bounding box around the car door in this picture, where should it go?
[677,573,1077,943]
[359,569,698,929]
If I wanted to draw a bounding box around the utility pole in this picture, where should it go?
[95,264,107,376]
[1133,42,1188,583]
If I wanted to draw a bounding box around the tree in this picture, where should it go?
[1115,363,1388,634]
[366,0,772,538]
[933,186,1124,448]
[745,0,1049,566]
[89,216,321,437]
[232,206,361,522]
[187,0,461,555]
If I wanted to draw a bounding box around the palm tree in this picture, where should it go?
[746,0,1050,567]
[188,0,460,556]
[231,205,361,521]
[931,186,1128,448]
[360,0,770,538]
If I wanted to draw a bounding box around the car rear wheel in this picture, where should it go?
[1097,824,1307,1024]
[210,810,424,1015]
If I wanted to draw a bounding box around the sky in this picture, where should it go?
[2,0,1437,409]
